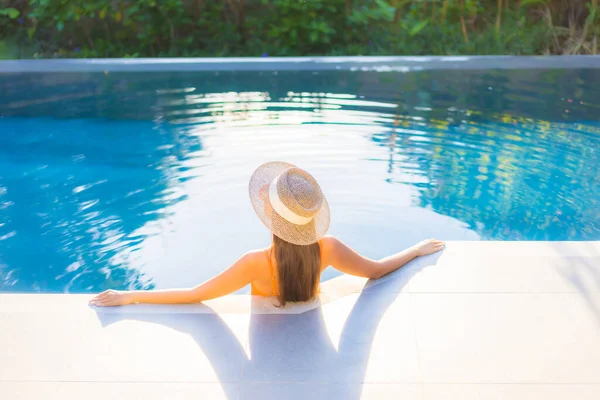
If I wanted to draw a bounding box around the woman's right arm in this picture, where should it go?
[322,236,444,279]
[90,250,261,307]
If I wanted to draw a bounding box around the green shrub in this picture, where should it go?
[0,0,598,58]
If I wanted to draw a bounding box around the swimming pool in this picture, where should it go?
[1,58,599,293]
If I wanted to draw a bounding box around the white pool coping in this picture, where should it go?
[2,55,600,72]
[1,240,600,399]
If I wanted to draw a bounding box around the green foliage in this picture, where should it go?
[520,0,548,6]
[0,7,20,19]
[244,0,345,55]
[0,0,598,58]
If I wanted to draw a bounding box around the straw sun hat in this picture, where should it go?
[249,161,330,246]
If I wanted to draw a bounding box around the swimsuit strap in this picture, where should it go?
[264,249,278,296]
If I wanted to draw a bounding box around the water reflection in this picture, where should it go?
[372,116,600,240]
[1,69,599,293]
[0,118,202,292]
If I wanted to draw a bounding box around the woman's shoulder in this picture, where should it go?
[233,248,270,280]
[242,248,269,263]
[320,235,343,247]
[319,235,343,259]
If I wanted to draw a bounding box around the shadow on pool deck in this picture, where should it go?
[94,253,441,399]
[552,242,600,327]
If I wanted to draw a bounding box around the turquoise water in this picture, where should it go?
[1,69,599,293]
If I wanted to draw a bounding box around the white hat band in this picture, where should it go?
[269,176,314,225]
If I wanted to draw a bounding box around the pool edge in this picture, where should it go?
[2,55,600,73]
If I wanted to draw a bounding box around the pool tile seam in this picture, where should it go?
[407,292,425,385]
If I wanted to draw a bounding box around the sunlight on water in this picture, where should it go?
[1,69,599,293]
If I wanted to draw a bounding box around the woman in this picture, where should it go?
[90,161,444,307]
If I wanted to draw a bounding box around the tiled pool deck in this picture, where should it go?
[1,241,600,399]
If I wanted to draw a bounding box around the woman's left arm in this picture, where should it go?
[90,251,259,307]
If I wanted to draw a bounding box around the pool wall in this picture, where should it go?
[2,55,600,72]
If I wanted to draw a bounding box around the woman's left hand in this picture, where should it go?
[89,290,134,307]
[413,239,446,257]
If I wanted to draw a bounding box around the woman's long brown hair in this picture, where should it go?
[272,234,321,306]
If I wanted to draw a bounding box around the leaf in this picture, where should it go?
[99,9,106,20]
[114,11,122,22]
[8,8,20,18]
[57,21,64,31]
[27,27,36,40]
[126,5,140,16]
[375,0,395,21]
[409,20,429,37]
[0,7,20,19]
[519,0,547,7]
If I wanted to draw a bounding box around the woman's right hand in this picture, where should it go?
[413,239,445,256]
[89,289,135,307]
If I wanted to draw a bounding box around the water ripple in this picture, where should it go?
[1,69,599,293]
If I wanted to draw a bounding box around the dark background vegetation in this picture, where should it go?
[0,0,599,59]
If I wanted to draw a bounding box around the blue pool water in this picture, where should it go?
[1,67,599,293]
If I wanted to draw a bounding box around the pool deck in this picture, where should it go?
[1,241,600,399]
